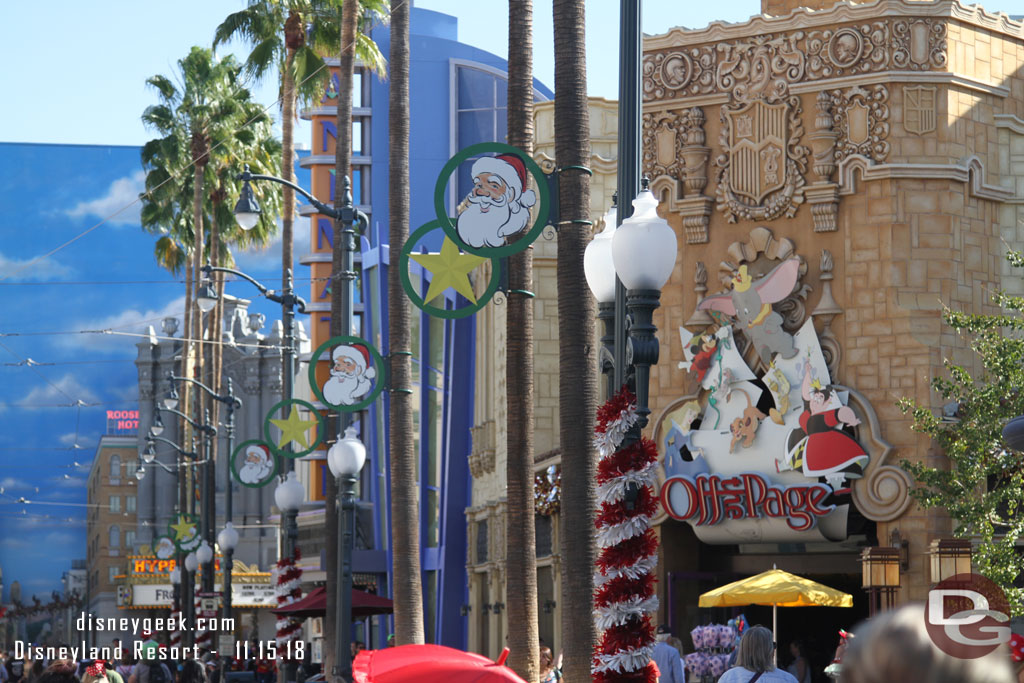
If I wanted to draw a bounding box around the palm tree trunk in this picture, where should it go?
[281,42,297,413]
[552,1,597,679]
[181,260,194,453]
[506,1,539,680]
[387,0,423,646]
[327,0,359,673]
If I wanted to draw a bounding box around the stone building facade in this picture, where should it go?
[464,98,619,659]
[642,0,1024,640]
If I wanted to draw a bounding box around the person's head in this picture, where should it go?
[386,634,395,648]
[178,659,206,683]
[734,626,776,674]
[789,640,804,658]
[80,661,107,683]
[539,646,553,671]
[37,661,79,683]
[842,604,1013,683]
[656,624,672,643]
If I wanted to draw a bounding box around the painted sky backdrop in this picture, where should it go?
[1,0,1021,600]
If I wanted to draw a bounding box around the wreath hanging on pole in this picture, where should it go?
[593,387,660,683]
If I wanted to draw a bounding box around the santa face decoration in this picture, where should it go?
[456,153,537,249]
[323,343,376,406]
[239,444,274,485]
[154,535,175,560]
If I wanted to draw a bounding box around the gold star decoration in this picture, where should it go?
[170,516,196,542]
[271,406,319,450]
[410,237,488,304]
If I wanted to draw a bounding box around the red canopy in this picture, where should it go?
[353,645,524,683]
[272,587,394,618]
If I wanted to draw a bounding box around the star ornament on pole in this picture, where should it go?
[410,237,489,304]
[262,399,327,458]
[271,407,320,450]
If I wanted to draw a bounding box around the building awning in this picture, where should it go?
[272,586,393,618]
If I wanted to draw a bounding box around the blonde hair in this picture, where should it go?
[735,625,775,674]
[841,604,1014,683]
[81,674,108,683]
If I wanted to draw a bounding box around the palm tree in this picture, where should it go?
[386,0,423,646]
[552,1,597,680]
[506,1,540,680]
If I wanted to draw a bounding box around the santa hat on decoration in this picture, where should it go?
[470,154,537,210]
[246,444,269,462]
[332,345,376,380]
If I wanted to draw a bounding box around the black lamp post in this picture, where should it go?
[234,164,368,681]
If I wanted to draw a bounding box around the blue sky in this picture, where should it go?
[0,0,1022,601]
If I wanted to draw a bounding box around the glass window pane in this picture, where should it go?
[110,455,121,477]
[426,488,440,548]
[353,120,363,155]
[427,390,441,489]
[458,68,495,110]
[425,570,438,644]
[109,496,120,513]
[496,109,508,143]
[352,168,363,204]
[127,496,136,513]
[428,316,445,372]
[109,525,120,547]
[410,312,421,359]
[458,110,494,151]
[476,520,488,564]
[353,71,363,108]
[535,515,552,557]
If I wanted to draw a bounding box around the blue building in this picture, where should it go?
[296,7,551,650]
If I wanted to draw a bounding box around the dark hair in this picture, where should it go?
[37,661,80,683]
[539,646,553,671]
[179,660,207,683]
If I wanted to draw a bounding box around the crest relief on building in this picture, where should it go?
[713,36,810,223]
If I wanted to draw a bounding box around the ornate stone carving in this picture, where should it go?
[811,249,843,379]
[685,262,715,329]
[715,34,806,102]
[830,85,890,163]
[903,85,937,135]
[806,23,889,79]
[805,184,840,232]
[844,385,912,522]
[809,91,837,182]
[678,197,714,244]
[680,107,710,197]
[469,420,497,479]
[892,19,947,70]
[642,110,683,182]
[715,94,809,223]
[643,46,716,100]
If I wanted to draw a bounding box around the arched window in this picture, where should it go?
[109,525,120,548]
[109,454,121,478]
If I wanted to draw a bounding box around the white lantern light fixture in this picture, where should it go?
[327,426,367,479]
[196,279,217,313]
[218,522,240,553]
[184,552,198,573]
[150,415,164,436]
[135,466,146,481]
[142,442,156,464]
[162,385,179,411]
[611,186,677,291]
[196,540,214,565]
[584,202,618,304]
[233,180,261,231]
[170,566,181,585]
[274,471,305,512]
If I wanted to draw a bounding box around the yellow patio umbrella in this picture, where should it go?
[698,568,853,663]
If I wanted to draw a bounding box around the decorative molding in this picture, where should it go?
[809,91,837,182]
[995,114,1024,136]
[805,183,840,232]
[680,107,711,198]
[903,85,937,135]
[642,110,683,181]
[892,19,947,71]
[678,196,715,244]
[830,85,890,163]
[644,0,1022,50]
[838,154,1015,202]
[806,23,891,80]
[844,384,913,523]
[685,262,714,329]
[715,95,809,223]
[469,420,497,479]
[811,249,843,378]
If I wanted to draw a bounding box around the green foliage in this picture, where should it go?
[899,249,1024,611]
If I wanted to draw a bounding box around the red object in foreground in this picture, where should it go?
[270,586,394,618]
[353,645,525,683]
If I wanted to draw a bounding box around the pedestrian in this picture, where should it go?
[126,651,171,683]
[7,652,25,683]
[27,662,44,683]
[0,653,8,683]
[652,626,685,683]
[36,661,79,683]
[116,657,133,682]
[177,661,205,683]
[718,626,797,683]
[538,646,560,683]
[840,604,1013,683]
[81,661,108,683]
[785,641,810,683]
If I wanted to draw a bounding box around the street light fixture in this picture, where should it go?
[327,426,367,683]
[142,443,156,464]
[233,178,261,231]
[151,414,165,436]
[163,385,179,411]
[196,540,214,566]
[184,552,199,573]
[196,279,218,314]
[135,466,146,481]
[274,471,305,513]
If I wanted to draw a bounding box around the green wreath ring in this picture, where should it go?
[262,398,327,459]
[167,512,202,552]
[432,142,550,258]
[230,439,279,488]
[308,335,386,411]
[400,219,503,320]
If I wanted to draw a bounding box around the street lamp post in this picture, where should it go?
[234,164,368,680]
[327,427,367,683]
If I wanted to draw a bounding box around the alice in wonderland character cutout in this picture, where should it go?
[324,343,376,406]
[777,359,869,494]
[697,259,801,364]
[661,401,709,480]
[456,153,537,249]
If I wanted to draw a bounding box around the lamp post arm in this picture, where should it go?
[167,373,240,408]
[140,459,175,474]
[238,169,341,220]
[147,435,198,459]
[157,406,217,435]
[201,265,309,315]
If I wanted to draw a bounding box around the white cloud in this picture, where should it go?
[21,374,100,406]
[65,170,145,226]
[0,477,30,490]
[234,218,313,273]
[50,475,87,489]
[58,296,184,354]
[0,251,73,282]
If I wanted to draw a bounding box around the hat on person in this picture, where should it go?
[656,624,672,635]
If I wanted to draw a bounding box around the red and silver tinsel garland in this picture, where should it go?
[274,546,303,657]
[169,610,182,649]
[193,597,212,651]
[593,388,659,683]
